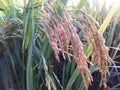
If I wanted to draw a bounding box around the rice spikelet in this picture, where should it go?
[41,2,93,90]
[78,15,111,88]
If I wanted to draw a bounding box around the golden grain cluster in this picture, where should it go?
[41,1,111,90]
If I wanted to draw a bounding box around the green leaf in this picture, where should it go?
[65,69,80,90]
[61,0,68,5]
[0,0,8,13]
[0,8,4,11]
[74,0,87,14]
[106,18,118,46]
[22,0,33,51]
[6,49,20,89]
[0,58,9,90]
[98,1,120,35]
[26,1,35,90]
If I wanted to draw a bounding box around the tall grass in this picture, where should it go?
[0,0,120,90]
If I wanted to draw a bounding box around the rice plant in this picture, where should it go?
[0,0,120,90]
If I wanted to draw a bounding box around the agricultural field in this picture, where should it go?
[0,0,120,90]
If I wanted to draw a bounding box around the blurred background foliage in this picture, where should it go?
[0,0,120,90]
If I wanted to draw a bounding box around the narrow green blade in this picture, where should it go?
[22,0,33,51]
[0,58,9,90]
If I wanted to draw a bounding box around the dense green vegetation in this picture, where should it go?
[0,0,120,90]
